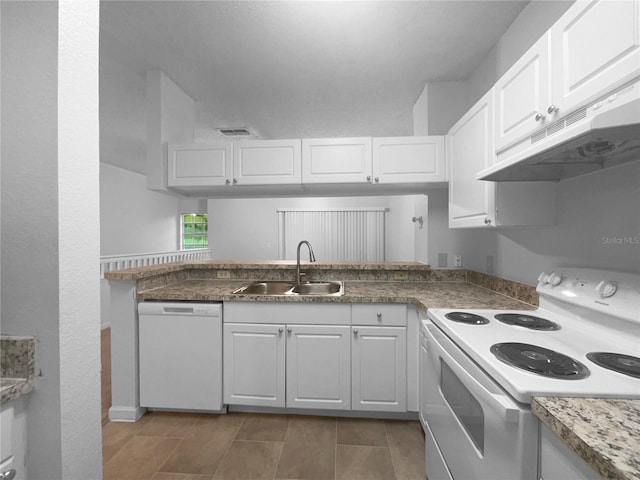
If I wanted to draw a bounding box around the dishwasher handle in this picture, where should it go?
[138,302,222,317]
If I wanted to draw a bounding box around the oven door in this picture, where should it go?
[422,321,538,480]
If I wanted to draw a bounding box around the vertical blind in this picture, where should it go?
[277,208,387,261]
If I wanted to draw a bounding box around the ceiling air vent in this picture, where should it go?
[217,127,251,137]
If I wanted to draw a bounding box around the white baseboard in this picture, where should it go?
[108,406,147,422]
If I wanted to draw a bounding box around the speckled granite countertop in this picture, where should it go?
[532,397,640,480]
[1,335,36,404]
[137,279,535,311]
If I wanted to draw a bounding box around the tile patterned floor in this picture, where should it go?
[102,412,425,480]
[101,328,426,479]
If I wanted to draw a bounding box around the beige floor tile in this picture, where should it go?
[275,416,336,480]
[103,435,181,480]
[102,420,146,463]
[213,440,283,479]
[152,473,213,480]
[384,420,425,480]
[139,411,201,437]
[335,445,397,480]
[337,418,388,447]
[235,413,290,442]
[160,414,245,475]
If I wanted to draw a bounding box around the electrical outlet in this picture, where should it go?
[486,255,494,274]
[453,254,462,267]
[216,270,231,279]
[392,271,409,281]
[438,253,448,267]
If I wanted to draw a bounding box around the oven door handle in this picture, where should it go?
[427,326,521,424]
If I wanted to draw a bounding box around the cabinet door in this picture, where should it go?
[301,137,372,184]
[540,424,601,480]
[494,33,552,152]
[233,139,301,185]
[168,142,232,186]
[448,89,497,228]
[372,136,446,183]
[286,325,351,410]
[223,323,285,407]
[352,326,407,412]
[551,0,640,115]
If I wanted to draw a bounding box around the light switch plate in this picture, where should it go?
[438,253,448,267]
[453,254,462,267]
[216,270,231,279]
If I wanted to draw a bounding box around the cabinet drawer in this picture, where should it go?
[224,301,351,325]
[352,304,407,326]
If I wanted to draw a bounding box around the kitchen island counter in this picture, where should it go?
[532,397,640,480]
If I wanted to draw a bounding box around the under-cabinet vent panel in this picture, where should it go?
[217,128,252,137]
[529,106,589,145]
[566,108,587,126]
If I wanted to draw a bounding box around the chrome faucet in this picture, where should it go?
[296,240,316,285]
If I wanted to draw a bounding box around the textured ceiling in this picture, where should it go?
[100,0,529,174]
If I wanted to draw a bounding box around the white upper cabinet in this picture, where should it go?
[448,89,556,228]
[233,139,301,185]
[168,142,233,187]
[494,33,552,152]
[495,0,640,158]
[372,136,446,183]
[302,137,373,184]
[448,89,497,228]
[551,0,640,115]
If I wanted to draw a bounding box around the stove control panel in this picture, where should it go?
[537,268,640,322]
[596,280,618,298]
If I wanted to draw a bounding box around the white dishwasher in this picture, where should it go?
[138,301,224,412]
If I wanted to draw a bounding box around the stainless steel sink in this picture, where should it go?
[232,281,344,296]
[291,282,342,295]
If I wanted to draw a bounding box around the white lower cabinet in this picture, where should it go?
[223,323,286,407]
[539,423,601,480]
[352,326,407,412]
[223,302,410,414]
[286,325,351,410]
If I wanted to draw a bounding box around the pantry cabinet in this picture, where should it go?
[550,0,640,117]
[286,325,351,410]
[372,136,446,184]
[168,141,233,187]
[448,88,556,228]
[233,139,301,185]
[301,137,373,184]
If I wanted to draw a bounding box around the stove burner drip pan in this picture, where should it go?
[586,352,640,379]
[444,312,490,325]
[491,343,589,379]
[494,313,560,331]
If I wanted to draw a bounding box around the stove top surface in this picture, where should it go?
[425,307,640,403]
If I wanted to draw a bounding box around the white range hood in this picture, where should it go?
[478,81,640,182]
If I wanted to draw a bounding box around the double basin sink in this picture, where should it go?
[232,280,344,296]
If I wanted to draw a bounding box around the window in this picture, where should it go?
[181,213,208,250]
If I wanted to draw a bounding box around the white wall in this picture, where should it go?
[493,162,640,284]
[100,163,204,256]
[1,1,102,478]
[207,195,426,262]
